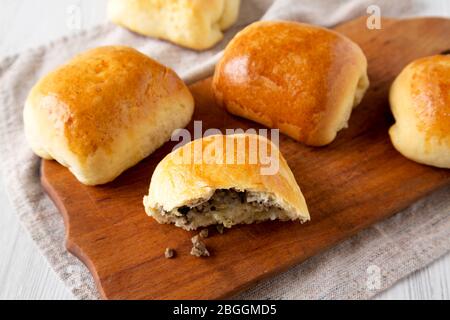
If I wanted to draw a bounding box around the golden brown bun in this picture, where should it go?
[107,0,240,50]
[143,133,310,230]
[389,55,450,168]
[24,46,194,185]
[212,21,369,146]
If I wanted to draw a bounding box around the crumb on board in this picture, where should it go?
[190,235,210,257]
[216,224,224,234]
[165,247,175,259]
[199,228,209,238]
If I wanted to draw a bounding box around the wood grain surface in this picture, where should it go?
[41,17,450,300]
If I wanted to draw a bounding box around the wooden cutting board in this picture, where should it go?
[41,17,450,299]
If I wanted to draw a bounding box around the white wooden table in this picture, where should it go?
[0,0,449,300]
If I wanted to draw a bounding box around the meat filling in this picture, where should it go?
[156,189,290,230]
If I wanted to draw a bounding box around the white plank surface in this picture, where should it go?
[0,0,449,300]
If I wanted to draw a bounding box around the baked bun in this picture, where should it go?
[107,0,240,50]
[143,133,310,230]
[212,21,369,146]
[389,55,450,168]
[24,46,194,185]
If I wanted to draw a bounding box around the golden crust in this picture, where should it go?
[24,46,194,185]
[107,0,240,50]
[28,46,186,159]
[212,21,369,146]
[409,55,450,141]
[389,54,450,168]
[143,133,310,223]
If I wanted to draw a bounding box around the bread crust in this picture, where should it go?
[143,133,310,229]
[212,21,369,146]
[107,0,240,50]
[24,46,194,185]
[389,55,450,168]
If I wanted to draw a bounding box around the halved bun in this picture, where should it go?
[143,133,310,230]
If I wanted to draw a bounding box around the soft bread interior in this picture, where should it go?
[146,188,303,231]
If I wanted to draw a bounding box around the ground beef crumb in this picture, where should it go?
[199,229,209,238]
[190,235,210,257]
[165,248,175,259]
[216,224,224,234]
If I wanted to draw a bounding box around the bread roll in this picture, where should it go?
[107,0,240,50]
[389,55,450,168]
[24,46,194,185]
[143,133,310,230]
[212,21,369,146]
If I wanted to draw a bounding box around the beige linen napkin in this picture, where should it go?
[0,0,449,300]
